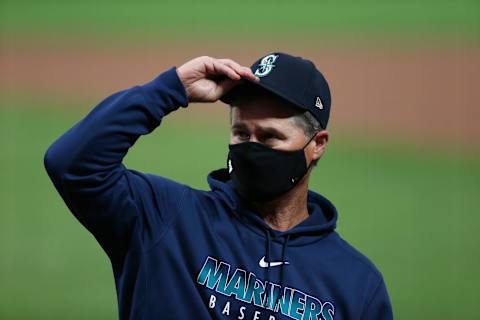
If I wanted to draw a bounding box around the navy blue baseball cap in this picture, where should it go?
[220,52,332,129]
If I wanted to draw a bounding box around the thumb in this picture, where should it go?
[213,78,240,99]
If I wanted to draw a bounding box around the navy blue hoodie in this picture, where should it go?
[44,67,393,320]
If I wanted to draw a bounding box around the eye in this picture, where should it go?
[262,133,275,141]
[234,130,250,141]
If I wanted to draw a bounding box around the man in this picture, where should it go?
[44,53,393,319]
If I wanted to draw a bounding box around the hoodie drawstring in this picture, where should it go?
[264,230,272,302]
[280,234,290,290]
[275,234,290,310]
[263,230,290,313]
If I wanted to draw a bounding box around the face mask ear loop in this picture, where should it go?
[302,131,320,171]
[301,131,320,150]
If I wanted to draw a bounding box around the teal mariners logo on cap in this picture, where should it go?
[254,54,279,77]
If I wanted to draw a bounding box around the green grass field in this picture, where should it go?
[2,0,479,42]
[0,103,479,319]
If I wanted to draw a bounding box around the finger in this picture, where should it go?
[206,60,241,80]
[220,58,259,82]
[213,78,239,98]
[219,58,260,82]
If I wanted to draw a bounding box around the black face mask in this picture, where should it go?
[227,134,317,202]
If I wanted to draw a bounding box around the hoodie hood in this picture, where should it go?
[207,167,340,310]
[207,168,338,246]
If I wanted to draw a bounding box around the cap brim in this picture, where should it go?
[219,78,264,105]
[219,77,308,115]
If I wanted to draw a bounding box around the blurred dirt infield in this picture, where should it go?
[1,42,479,146]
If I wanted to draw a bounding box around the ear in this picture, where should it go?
[311,130,329,161]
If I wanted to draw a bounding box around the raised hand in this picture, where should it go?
[176,56,259,103]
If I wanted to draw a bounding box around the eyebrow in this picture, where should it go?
[231,123,247,130]
[259,127,287,139]
[231,123,287,139]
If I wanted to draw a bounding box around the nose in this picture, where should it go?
[249,135,259,143]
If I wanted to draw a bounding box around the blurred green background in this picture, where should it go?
[1,0,479,319]
[1,0,479,40]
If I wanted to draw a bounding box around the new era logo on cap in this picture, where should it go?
[315,96,324,110]
[220,52,332,129]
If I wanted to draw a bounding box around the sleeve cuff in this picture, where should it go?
[140,66,189,113]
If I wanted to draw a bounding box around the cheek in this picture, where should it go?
[284,121,308,145]
[289,130,310,149]
[275,134,308,150]
[229,133,236,144]
[229,132,243,144]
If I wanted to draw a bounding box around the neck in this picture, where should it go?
[251,175,310,231]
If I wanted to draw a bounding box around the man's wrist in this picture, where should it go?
[140,67,189,111]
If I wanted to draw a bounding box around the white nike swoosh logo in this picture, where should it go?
[259,256,290,268]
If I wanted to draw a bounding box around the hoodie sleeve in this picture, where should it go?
[43,67,189,263]
[361,278,393,320]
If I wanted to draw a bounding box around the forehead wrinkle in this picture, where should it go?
[231,104,300,127]
[231,106,302,134]
[232,115,296,131]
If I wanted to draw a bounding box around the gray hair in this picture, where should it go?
[292,110,322,167]
[292,110,323,141]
